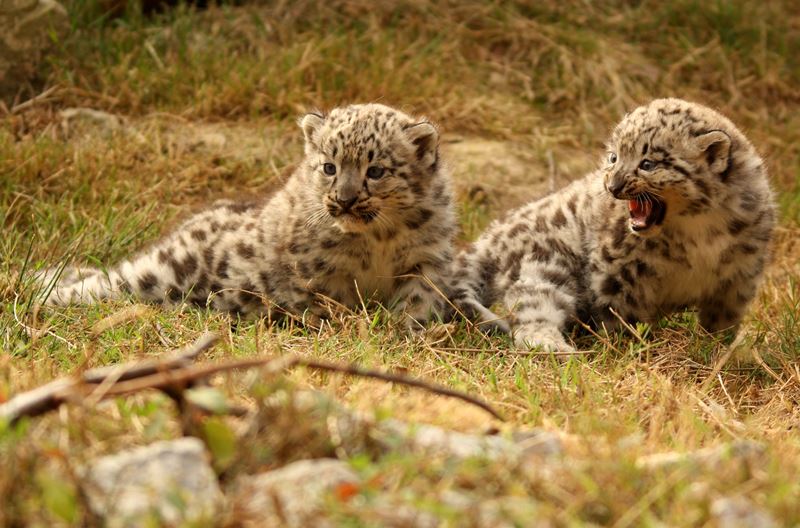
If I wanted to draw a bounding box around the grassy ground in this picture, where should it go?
[2,0,800,525]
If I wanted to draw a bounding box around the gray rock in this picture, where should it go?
[635,440,765,472]
[0,0,67,95]
[711,496,777,528]
[82,437,222,528]
[231,458,360,528]
[60,107,126,138]
[379,419,520,461]
[512,429,563,458]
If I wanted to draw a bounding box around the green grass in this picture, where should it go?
[2,0,800,525]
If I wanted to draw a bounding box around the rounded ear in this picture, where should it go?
[695,130,731,175]
[404,121,439,162]
[299,112,324,143]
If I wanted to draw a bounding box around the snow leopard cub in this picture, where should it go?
[451,98,776,352]
[45,103,456,328]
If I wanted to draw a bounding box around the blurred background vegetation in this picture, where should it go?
[7,0,800,215]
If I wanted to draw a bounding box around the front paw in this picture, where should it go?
[462,300,511,335]
[477,316,511,335]
[397,297,441,334]
[514,327,576,354]
[699,310,742,335]
[403,313,428,333]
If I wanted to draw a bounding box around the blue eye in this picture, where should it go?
[366,166,385,180]
[608,152,618,164]
[639,159,656,171]
[323,163,336,175]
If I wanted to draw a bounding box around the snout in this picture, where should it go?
[335,195,357,211]
[605,174,627,199]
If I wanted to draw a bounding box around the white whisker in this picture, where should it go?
[304,206,331,230]
[373,210,397,234]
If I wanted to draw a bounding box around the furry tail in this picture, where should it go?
[38,265,128,306]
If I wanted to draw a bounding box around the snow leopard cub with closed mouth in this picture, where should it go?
[44,103,457,329]
[451,98,775,352]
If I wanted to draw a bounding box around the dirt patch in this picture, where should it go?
[58,111,291,165]
[140,118,293,166]
[443,136,597,212]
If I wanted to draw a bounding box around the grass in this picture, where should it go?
[2,0,800,525]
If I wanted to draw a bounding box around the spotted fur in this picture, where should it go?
[451,99,776,352]
[45,104,456,328]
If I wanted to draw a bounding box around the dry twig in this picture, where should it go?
[0,333,219,423]
[0,332,503,424]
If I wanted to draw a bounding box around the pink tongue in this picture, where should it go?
[628,199,652,228]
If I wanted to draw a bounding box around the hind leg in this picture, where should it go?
[503,259,579,353]
[699,279,757,334]
[447,253,511,335]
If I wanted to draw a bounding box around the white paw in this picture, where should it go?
[514,328,576,354]
[399,298,442,334]
[404,318,426,333]
[470,303,511,335]
[478,317,511,335]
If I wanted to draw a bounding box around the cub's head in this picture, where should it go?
[602,98,760,234]
[300,103,440,233]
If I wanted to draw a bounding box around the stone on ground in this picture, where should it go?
[82,437,222,528]
[711,496,777,528]
[230,458,360,528]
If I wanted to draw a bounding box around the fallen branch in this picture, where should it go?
[0,333,219,423]
[0,332,503,424]
[88,355,503,421]
[292,357,504,421]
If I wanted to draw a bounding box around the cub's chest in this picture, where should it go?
[649,227,736,303]
[359,243,404,295]
[315,237,411,301]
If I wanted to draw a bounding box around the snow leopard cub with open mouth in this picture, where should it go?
[450,98,776,352]
[44,103,457,329]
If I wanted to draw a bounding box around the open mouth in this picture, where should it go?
[627,193,666,231]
